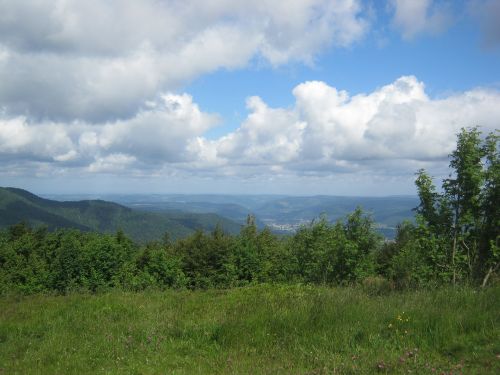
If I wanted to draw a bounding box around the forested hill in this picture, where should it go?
[0,187,241,243]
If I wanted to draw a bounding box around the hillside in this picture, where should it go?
[68,193,418,238]
[251,195,418,237]
[0,187,241,243]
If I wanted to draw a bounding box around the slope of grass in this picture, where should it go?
[0,285,498,374]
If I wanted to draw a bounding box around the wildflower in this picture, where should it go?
[376,360,386,370]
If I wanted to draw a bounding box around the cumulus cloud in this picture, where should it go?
[1,76,499,183]
[98,94,219,163]
[389,0,453,39]
[0,116,75,162]
[215,96,306,165]
[202,76,500,177]
[87,154,137,173]
[0,93,218,172]
[0,0,368,122]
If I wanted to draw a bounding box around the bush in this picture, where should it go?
[360,275,394,296]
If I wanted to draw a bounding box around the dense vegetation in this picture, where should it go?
[0,209,377,293]
[0,128,498,294]
[1,285,498,374]
[0,187,241,243]
[387,127,500,288]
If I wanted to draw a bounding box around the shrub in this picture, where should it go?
[361,275,394,296]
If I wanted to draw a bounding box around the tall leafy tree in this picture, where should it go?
[415,169,439,227]
[411,127,499,285]
[444,127,485,282]
[480,131,500,285]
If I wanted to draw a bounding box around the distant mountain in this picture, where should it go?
[43,194,270,227]
[41,192,419,238]
[0,187,241,243]
[250,195,419,238]
[251,195,418,224]
[49,193,418,239]
[121,200,267,228]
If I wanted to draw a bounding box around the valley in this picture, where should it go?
[44,193,419,238]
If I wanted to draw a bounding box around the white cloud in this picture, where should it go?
[201,76,500,177]
[389,0,452,39]
[0,76,499,185]
[0,0,368,122]
[0,116,75,161]
[87,153,137,173]
[215,96,306,165]
[98,93,219,162]
[0,93,218,169]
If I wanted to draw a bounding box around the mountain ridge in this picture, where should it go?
[0,187,241,243]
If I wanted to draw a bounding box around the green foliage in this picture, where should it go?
[291,208,381,284]
[0,206,385,293]
[481,131,500,277]
[388,127,500,287]
[415,169,441,229]
[0,227,137,294]
[131,242,187,290]
[174,226,236,289]
[232,215,293,284]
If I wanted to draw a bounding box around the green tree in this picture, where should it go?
[415,169,439,228]
[175,225,235,288]
[410,127,499,286]
[290,209,380,285]
[342,207,380,280]
[134,242,186,289]
[234,215,266,284]
[480,131,500,285]
[444,127,485,283]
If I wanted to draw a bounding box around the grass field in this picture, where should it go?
[0,285,499,374]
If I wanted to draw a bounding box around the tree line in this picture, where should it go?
[0,128,498,294]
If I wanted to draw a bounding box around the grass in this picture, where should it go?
[0,284,499,374]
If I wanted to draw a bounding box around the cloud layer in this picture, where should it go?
[2,76,499,182]
[0,0,367,122]
[1,1,499,193]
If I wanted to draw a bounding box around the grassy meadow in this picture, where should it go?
[0,284,499,374]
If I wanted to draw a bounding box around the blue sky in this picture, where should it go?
[0,0,499,195]
[188,1,500,139]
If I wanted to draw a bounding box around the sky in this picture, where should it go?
[0,0,499,196]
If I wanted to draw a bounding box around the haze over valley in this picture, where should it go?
[42,192,419,238]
